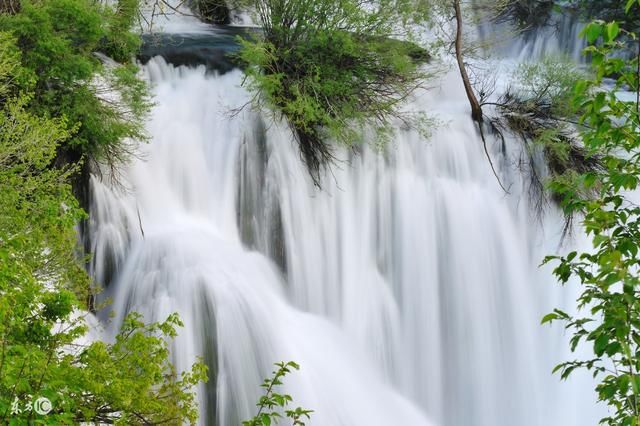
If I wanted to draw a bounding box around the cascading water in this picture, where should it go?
[89,18,603,426]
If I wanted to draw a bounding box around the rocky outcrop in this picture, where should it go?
[138,28,255,73]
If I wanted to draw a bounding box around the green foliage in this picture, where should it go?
[542,7,640,425]
[0,0,150,171]
[514,57,585,117]
[490,56,601,210]
[0,31,206,425]
[513,58,599,192]
[243,362,312,426]
[238,0,431,183]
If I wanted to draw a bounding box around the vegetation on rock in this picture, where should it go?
[193,0,231,24]
[237,0,432,184]
[0,0,151,182]
[488,57,603,213]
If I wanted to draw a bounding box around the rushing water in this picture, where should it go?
[89,19,602,426]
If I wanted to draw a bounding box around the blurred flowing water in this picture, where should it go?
[89,17,601,426]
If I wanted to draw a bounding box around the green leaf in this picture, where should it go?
[261,414,271,426]
[594,334,609,357]
[605,22,620,42]
[617,375,630,393]
[541,313,558,325]
[625,0,636,13]
[582,22,602,44]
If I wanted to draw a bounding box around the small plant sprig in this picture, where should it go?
[243,361,313,426]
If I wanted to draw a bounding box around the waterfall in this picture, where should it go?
[89,25,602,426]
[505,12,586,62]
[478,10,586,63]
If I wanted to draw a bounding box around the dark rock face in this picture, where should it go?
[138,27,256,74]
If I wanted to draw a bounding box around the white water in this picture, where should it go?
[90,25,602,426]
[504,13,586,62]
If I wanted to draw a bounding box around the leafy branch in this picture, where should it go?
[543,5,640,425]
[243,361,313,426]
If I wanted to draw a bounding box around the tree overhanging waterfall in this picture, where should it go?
[87,12,604,423]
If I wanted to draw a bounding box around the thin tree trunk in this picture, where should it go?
[452,0,508,192]
[453,0,483,123]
